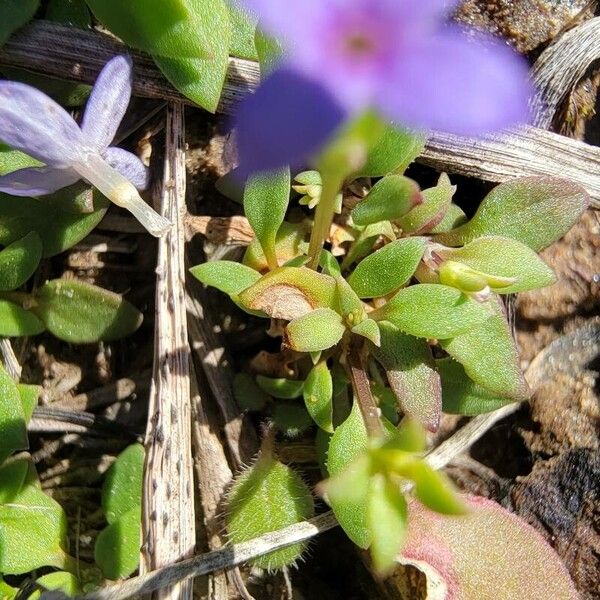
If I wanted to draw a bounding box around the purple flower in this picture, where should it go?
[0,56,170,236]
[236,0,532,173]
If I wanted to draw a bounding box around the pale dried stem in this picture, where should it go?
[0,338,22,380]
[2,21,600,205]
[141,103,195,600]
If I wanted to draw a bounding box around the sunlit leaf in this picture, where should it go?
[334,276,364,326]
[348,237,426,298]
[352,318,381,346]
[285,308,345,353]
[102,444,144,525]
[440,298,529,400]
[0,363,27,464]
[227,452,314,569]
[304,361,334,433]
[373,284,490,340]
[33,279,143,343]
[0,299,45,337]
[429,203,467,233]
[228,1,257,59]
[0,232,42,291]
[35,571,80,598]
[400,496,579,600]
[437,358,514,415]
[351,176,422,227]
[190,260,261,297]
[17,383,40,423]
[435,177,589,252]
[373,322,442,431]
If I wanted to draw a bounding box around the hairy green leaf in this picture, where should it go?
[435,176,589,251]
[351,176,422,226]
[285,308,345,353]
[0,299,45,337]
[0,232,42,291]
[348,238,426,298]
[33,280,143,343]
[352,318,381,346]
[304,361,334,433]
[190,260,261,297]
[0,363,27,464]
[228,1,257,59]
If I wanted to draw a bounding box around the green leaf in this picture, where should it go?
[0,461,71,574]
[348,238,426,298]
[0,576,17,599]
[254,29,284,77]
[84,0,213,58]
[244,168,291,270]
[17,383,40,423]
[429,203,467,234]
[228,1,257,59]
[0,364,27,464]
[374,284,491,340]
[352,318,381,346]
[94,507,141,579]
[256,375,303,399]
[285,308,345,353]
[32,279,143,343]
[353,125,426,178]
[35,572,80,598]
[439,236,556,294]
[334,276,365,326]
[0,299,45,337]
[0,458,29,505]
[367,474,407,574]
[373,322,442,432]
[0,232,42,291]
[435,176,590,252]
[341,220,395,270]
[325,402,370,548]
[0,0,39,47]
[190,260,261,297]
[0,192,109,257]
[102,444,144,525]
[272,402,313,438]
[233,373,270,411]
[319,249,341,277]
[437,358,512,415]
[396,173,455,235]
[303,361,333,433]
[238,267,336,321]
[47,0,91,26]
[227,453,314,570]
[351,176,422,226]
[440,298,529,400]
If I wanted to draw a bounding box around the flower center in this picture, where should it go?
[344,32,376,57]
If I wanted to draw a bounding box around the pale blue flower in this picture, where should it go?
[0,55,170,236]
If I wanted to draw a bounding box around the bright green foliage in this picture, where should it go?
[320,249,341,276]
[272,402,313,437]
[256,375,303,399]
[0,193,109,257]
[233,373,270,411]
[244,168,291,270]
[227,452,314,570]
[373,322,441,431]
[438,260,516,294]
[396,173,455,234]
[94,507,141,580]
[0,232,42,291]
[0,459,72,574]
[430,203,467,233]
[351,318,380,346]
[440,236,556,294]
[95,444,144,579]
[0,299,43,337]
[304,361,334,432]
[32,279,143,343]
[228,1,257,59]
[351,175,421,226]
[440,299,529,400]
[352,125,426,178]
[285,308,345,352]
[374,284,491,339]
[437,358,512,415]
[101,444,144,524]
[0,364,27,464]
[435,176,589,251]
[0,0,39,47]
[334,276,365,326]
[84,0,212,58]
[190,260,261,297]
[348,237,426,298]
[238,267,336,320]
[341,220,395,270]
[0,576,16,599]
[254,29,284,77]
[17,383,40,423]
[366,473,407,574]
[35,571,80,598]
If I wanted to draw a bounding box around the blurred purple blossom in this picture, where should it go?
[236,0,532,174]
[0,56,169,236]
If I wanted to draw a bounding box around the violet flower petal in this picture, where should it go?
[378,29,532,136]
[0,81,87,167]
[0,166,79,197]
[234,67,345,175]
[81,55,133,151]
[104,147,150,191]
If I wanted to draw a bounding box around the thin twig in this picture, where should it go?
[141,103,195,600]
[0,338,22,380]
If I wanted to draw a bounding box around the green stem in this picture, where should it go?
[307,173,343,270]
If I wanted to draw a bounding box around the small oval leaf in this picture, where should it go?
[0,299,45,337]
[285,308,345,353]
[303,361,334,433]
[0,232,42,291]
[190,260,261,297]
[256,375,304,399]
